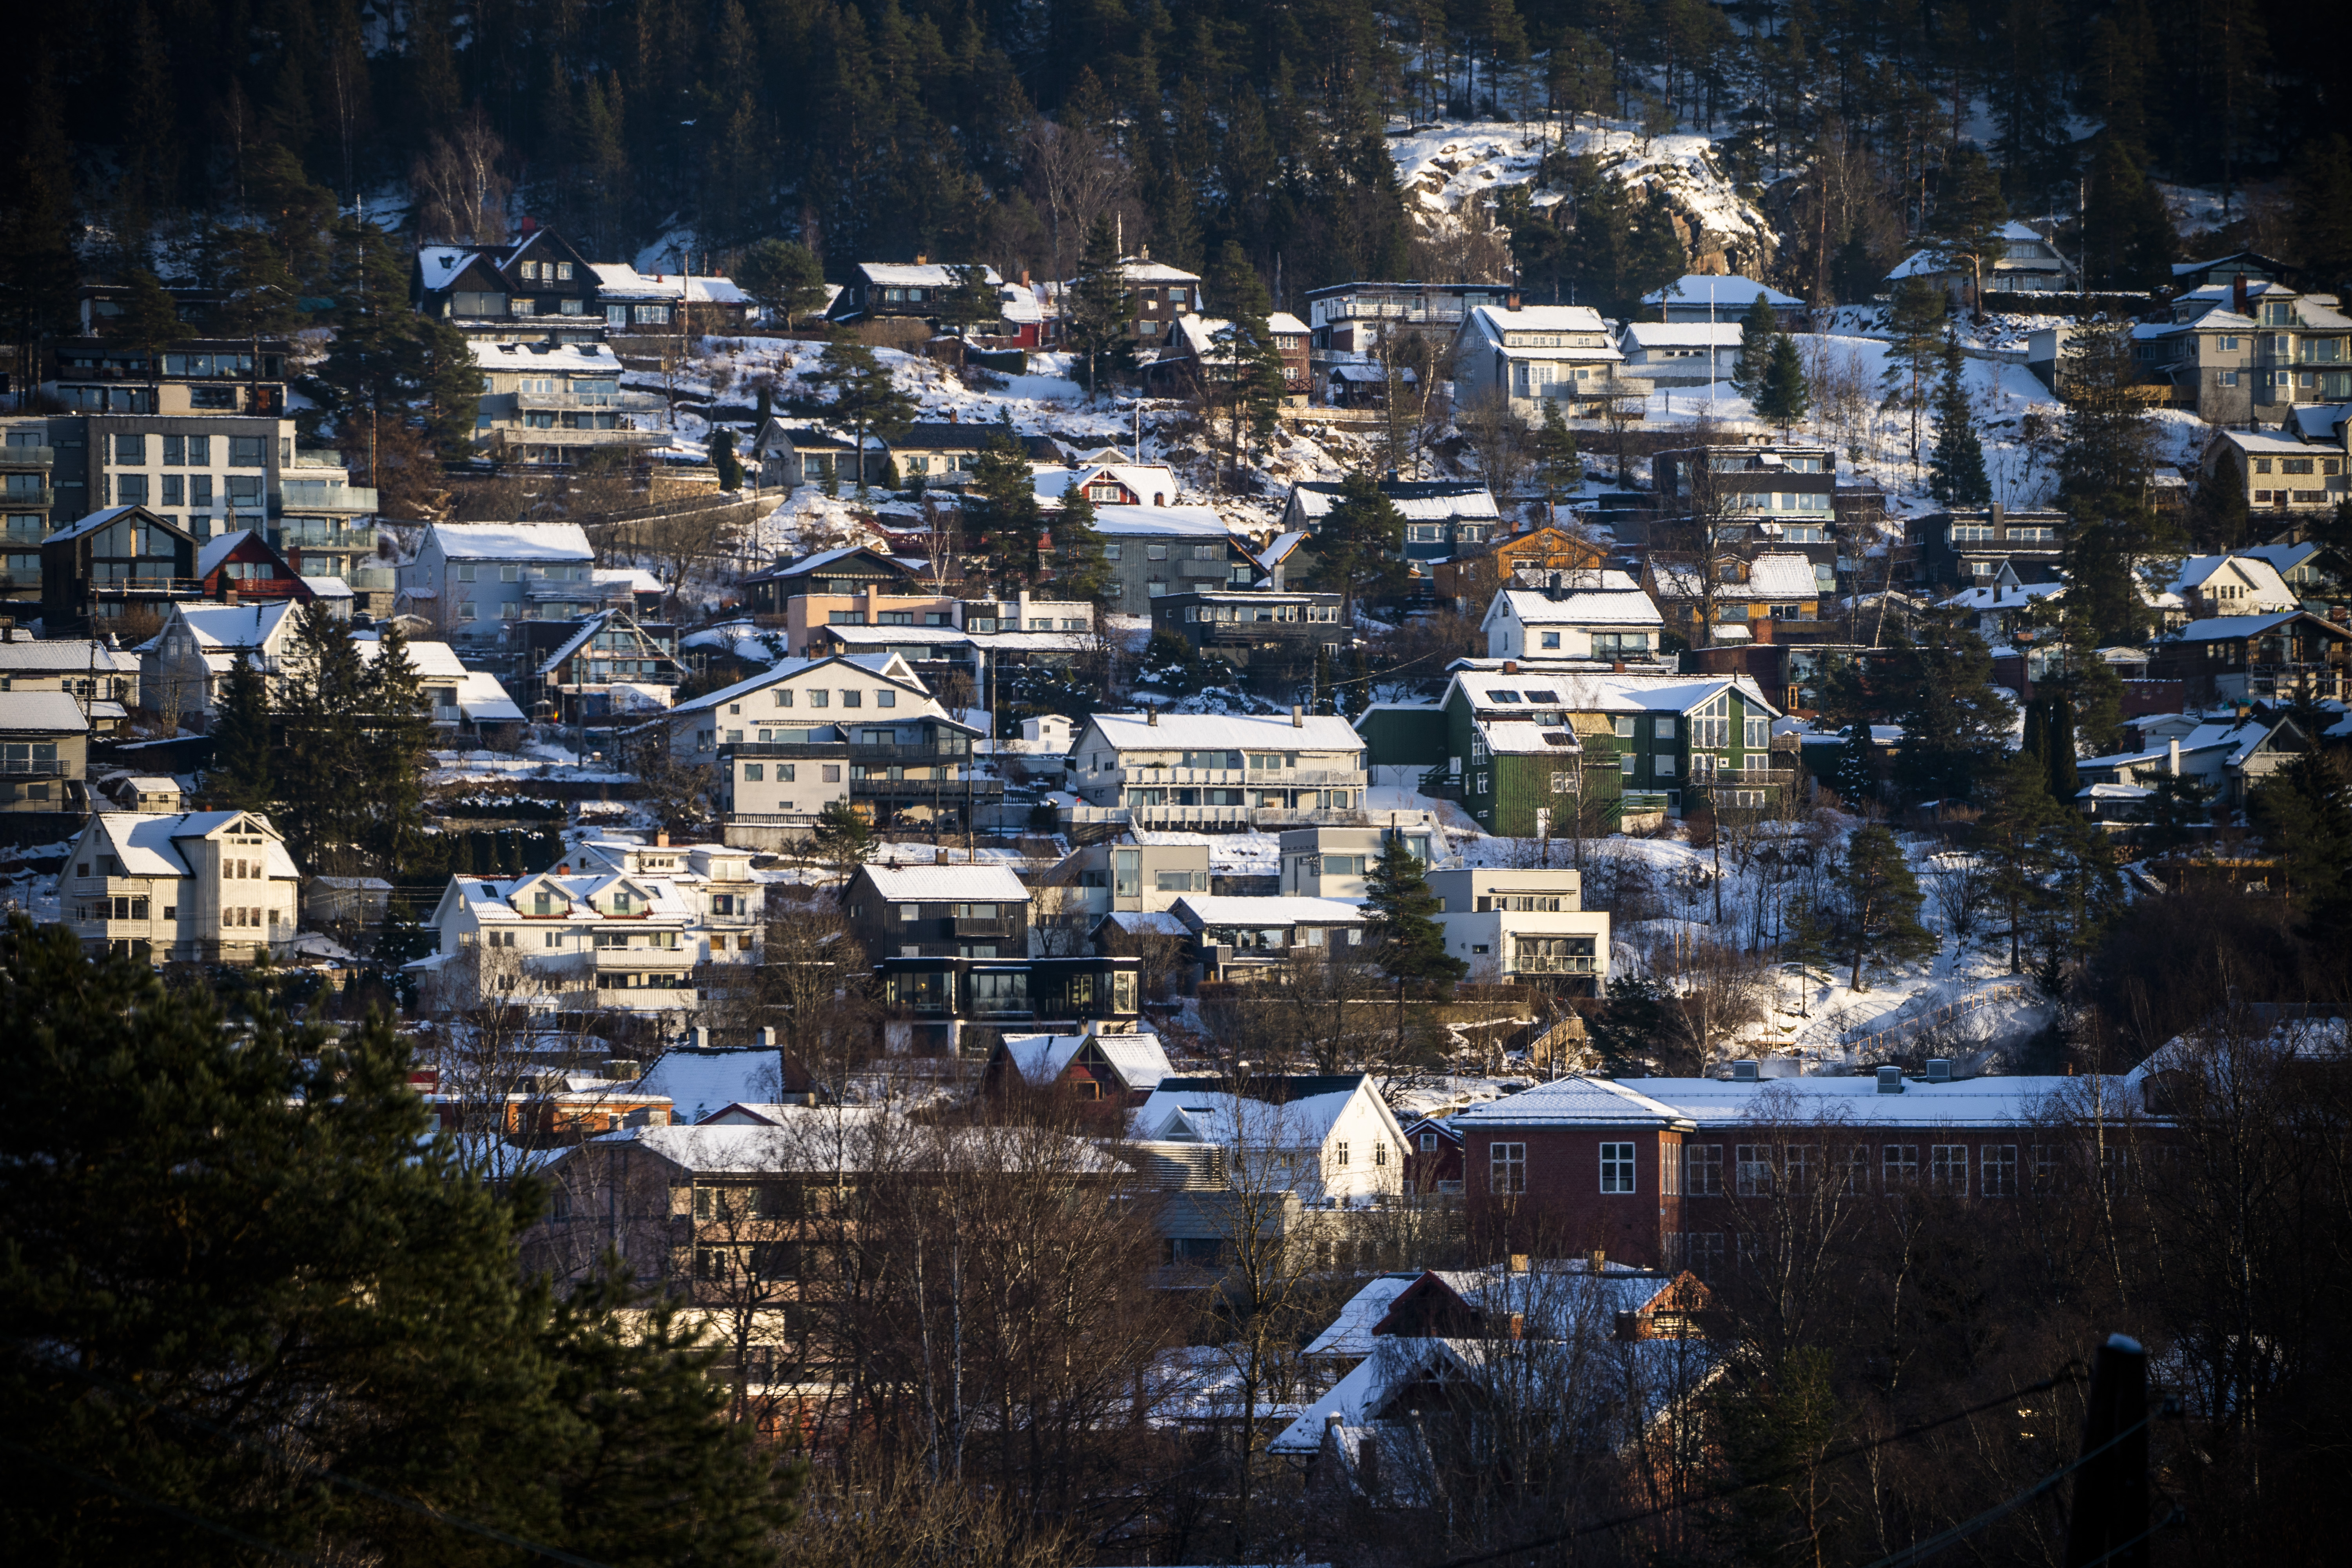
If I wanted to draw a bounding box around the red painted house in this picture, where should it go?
[195,529,316,604]
[980,1023,1176,1109]
[1451,1065,2151,1278]
[1399,1114,1464,1195]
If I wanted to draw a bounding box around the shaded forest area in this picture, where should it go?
[5,0,2348,310]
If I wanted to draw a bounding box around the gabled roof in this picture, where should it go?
[1033,463,1180,507]
[1286,480,1503,524]
[1649,553,1819,602]
[2168,611,2349,643]
[1087,503,1239,539]
[53,505,192,544]
[853,261,1004,289]
[858,862,1031,903]
[0,690,90,732]
[1465,303,1611,336]
[425,522,595,562]
[1131,1074,1387,1150]
[746,544,917,583]
[194,529,271,581]
[1644,274,1802,309]
[78,810,294,880]
[468,341,626,374]
[1442,668,1782,720]
[167,599,302,652]
[351,631,473,681]
[1485,585,1662,628]
[635,1047,795,1125]
[667,652,931,717]
[995,1028,1175,1094]
[1082,710,1366,752]
[0,639,140,674]
[1476,718,1585,756]
[1171,894,1367,928]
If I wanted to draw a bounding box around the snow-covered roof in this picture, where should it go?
[1084,711,1366,753]
[170,600,301,651]
[1257,530,1310,570]
[2170,612,2341,643]
[1286,482,1501,524]
[194,529,266,581]
[996,1028,1174,1093]
[301,576,352,600]
[1100,909,1189,936]
[426,522,595,562]
[1466,303,1611,335]
[350,632,469,679]
[1445,668,1782,719]
[457,670,525,722]
[1487,586,1662,628]
[860,862,1031,904]
[52,505,149,541]
[2213,428,2327,457]
[1644,274,1801,309]
[1941,580,2070,612]
[853,261,1004,289]
[416,246,476,290]
[0,639,139,674]
[1131,1077,1377,1150]
[1456,1071,2134,1130]
[1301,1274,1421,1361]
[1476,718,1585,756]
[816,623,1094,655]
[587,264,751,304]
[595,566,665,594]
[1033,463,1180,507]
[1267,311,1310,336]
[1172,895,1367,927]
[1619,322,1745,349]
[667,653,926,716]
[0,690,90,732]
[81,811,294,880]
[468,340,627,374]
[1649,554,1820,602]
[1117,260,1201,284]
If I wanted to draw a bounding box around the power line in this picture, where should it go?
[1857,1411,2152,1568]
[1422,1364,2086,1568]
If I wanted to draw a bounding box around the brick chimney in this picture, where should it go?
[655,830,670,847]
[915,254,927,266]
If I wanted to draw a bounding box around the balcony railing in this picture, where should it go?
[0,759,70,776]
[274,483,379,514]
[1511,955,1599,975]
[851,776,1005,800]
[1,446,56,466]
[1122,767,1366,788]
[953,917,1013,938]
[2,486,54,509]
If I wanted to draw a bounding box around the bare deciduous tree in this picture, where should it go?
[410,114,514,245]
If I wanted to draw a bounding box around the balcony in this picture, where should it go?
[0,758,70,777]
[1511,955,1599,975]
[953,917,1013,939]
[517,390,665,412]
[851,775,1004,801]
[1,446,55,467]
[2,485,54,510]
[274,482,379,515]
[1122,767,1366,788]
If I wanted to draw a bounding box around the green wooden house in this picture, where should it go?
[1431,666,1786,832]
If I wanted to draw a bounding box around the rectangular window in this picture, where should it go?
[190,474,212,506]
[1684,1143,1722,1196]
[1981,1145,2017,1198]
[1333,1140,1350,1167]
[161,474,183,506]
[1735,1143,1775,1197]
[2031,1145,2062,1191]
[115,433,147,463]
[1882,1144,1919,1187]
[116,473,149,506]
[1490,1142,1526,1195]
[228,436,266,468]
[1929,1144,1969,1192]
[1600,1142,1635,1193]
[742,763,763,782]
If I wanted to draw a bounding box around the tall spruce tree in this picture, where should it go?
[809,333,917,496]
[1978,746,2058,972]
[1364,833,1466,1059]
[1926,334,1991,506]
[360,619,435,875]
[1303,470,1410,627]
[1831,719,1878,809]
[1065,215,1138,396]
[1929,144,2011,309]
[0,917,801,1564]
[1755,334,1811,432]
[966,426,1045,593]
[1881,279,1948,470]
[1729,291,1778,401]
[209,652,274,810]
[1822,824,1937,991]
[1890,618,2014,807]
[1048,486,1113,606]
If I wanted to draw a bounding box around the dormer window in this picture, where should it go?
[610,890,633,913]
[533,891,553,915]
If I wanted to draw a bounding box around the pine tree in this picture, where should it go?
[1049,486,1112,606]
[810,333,918,496]
[2142,772,2215,857]
[1065,214,1137,397]
[1828,824,1937,991]
[2290,134,2352,298]
[360,619,434,875]
[0,917,801,1563]
[2044,687,2083,803]
[1755,334,1811,434]
[1926,334,1991,506]
[2080,136,2178,290]
[1302,470,1409,628]
[210,652,274,809]
[812,800,875,897]
[709,428,744,490]
[2190,448,2252,552]
[734,238,826,328]
[1890,618,2014,807]
[1881,279,1948,470]
[1587,971,1666,1075]
[1364,833,1466,1057]
[1530,401,1581,522]
[966,427,1044,592]
[1977,746,2058,972]
[1929,144,2011,310]
[1201,241,1287,482]
[1729,291,1777,401]
[1830,719,1877,809]
[2249,750,2352,921]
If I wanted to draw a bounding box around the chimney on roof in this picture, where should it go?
[224,586,239,607]
[915,254,927,266]
[520,215,537,234]
[1290,705,1303,727]
[1506,291,1522,311]
[759,1026,777,1047]
[2168,737,2181,774]
[1548,571,1563,601]
[655,830,670,847]
[693,1026,710,1050]
[1989,500,2004,529]
[1019,269,1030,287]
[1507,1253,1530,1274]
[1502,660,1518,674]
[1147,707,1157,726]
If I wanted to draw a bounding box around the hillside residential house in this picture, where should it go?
[779,584,1091,660]
[62,809,299,964]
[1651,444,1841,542]
[537,610,688,722]
[397,521,598,642]
[828,260,1005,330]
[1428,866,1610,995]
[1090,505,1260,604]
[1035,837,1215,949]
[875,949,1143,1054]
[0,691,87,815]
[1428,665,1786,827]
[1068,710,1369,829]
[1450,1066,2147,1277]
[138,599,301,720]
[883,421,1065,486]
[1643,273,1804,325]
[1143,313,1312,403]
[1281,479,1504,569]
[1886,220,2078,305]
[1451,303,1646,417]
[2241,541,2329,594]
[1644,552,1823,645]
[413,229,604,340]
[1112,258,1205,349]
[1277,824,1435,900]
[2074,717,2310,820]
[2145,611,2352,702]
[34,414,374,553]
[355,632,523,739]
[191,528,318,607]
[420,867,708,1013]
[747,420,892,491]
[1904,504,2067,588]
[1130,1074,1409,1206]
[588,263,755,332]
[1301,281,1519,367]
[569,836,764,960]
[43,333,294,417]
[2122,282,2352,417]
[1482,577,1664,661]
[42,505,200,633]
[845,861,1032,961]
[980,1023,1176,1106]
[1151,591,1351,692]
[2163,554,2300,621]
[665,653,982,837]
[1616,323,1746,385]
[469,341,663,466]
[2201,426,2349,516]
[1168,894,1368,982]
[1033,461,1179,509]
[1431,524,1613,614]
[0,634,141,726]
[739,544,923,620]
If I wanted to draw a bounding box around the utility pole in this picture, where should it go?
[2064,1333,2151,1568]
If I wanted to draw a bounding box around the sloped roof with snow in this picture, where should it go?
[2170,611,2345,643]
[1446,668,1779,719]
[171,600,301,651]
[0,690,89,732]
[1650,553,1819,602]
[350,632,469,679]
[1171,895,1366,928]
[426,522,595,562]
[635,1048,793,1125]
[1083,711,1365,753]
[1486,586,1662,628]
[859,862,1031,903]
[853,261,1004,289]
[469,341,626,374]
[667,653,927,716]
[1476,718,1585,756]
[1620,322,1745,350]
[1645,273,1801,309]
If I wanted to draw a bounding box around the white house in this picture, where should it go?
[1452,304,1646,417]
[421,866,707,1013]
[1069,710,1369,828]
[397,522,599,642]
[1427,866,1610,993]
[1887,220,2078,303]
[139,600,302,720]
[1482,577,1664,660]
[61,809,300,964]
[1129,1072,1408,1205]
[2163,554,2299,621]
[1167,893,1369,982]
[1033,461,1180,510]
[569,835,764,960]
[1642,274,1803,325]
[1616,323,1746,386]
[2075,716,2310,816]
[467,340,664,467]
